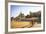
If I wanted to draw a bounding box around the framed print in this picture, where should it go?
[8,2,45,32]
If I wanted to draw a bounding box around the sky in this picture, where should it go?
[11,5,41,17]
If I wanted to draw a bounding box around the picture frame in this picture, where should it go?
[5,1,45,33]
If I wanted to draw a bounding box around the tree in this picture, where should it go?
[29,11,33,17]
[18,12,25,18]
[25,15,30,18]
[32,13,37,17]
[37,11,41,23]
[11,17,14,21]
[14,12,25,21]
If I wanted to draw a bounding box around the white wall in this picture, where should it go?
[0,0,5,34]
[0,0,46,34]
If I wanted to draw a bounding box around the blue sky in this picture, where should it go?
[11,5,41,17]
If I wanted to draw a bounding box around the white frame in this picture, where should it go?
[8,2,44,32]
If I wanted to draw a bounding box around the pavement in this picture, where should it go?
[31,22,41,28]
